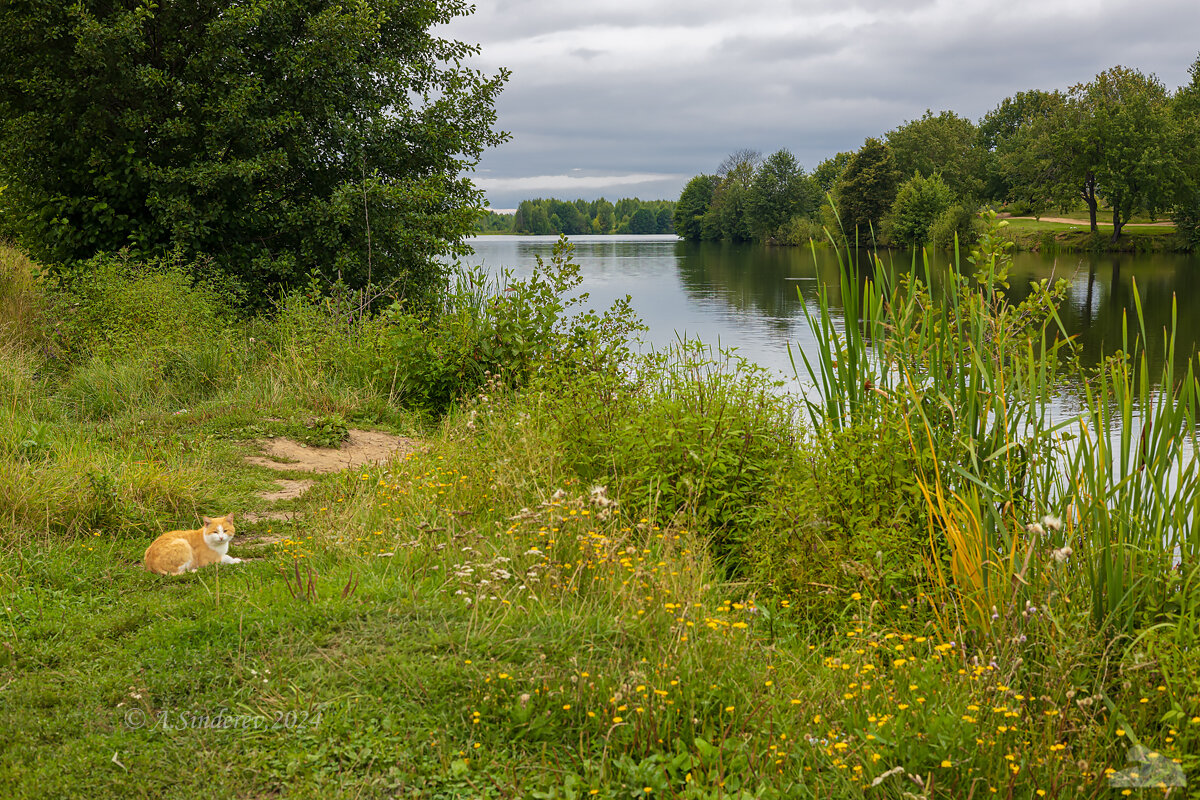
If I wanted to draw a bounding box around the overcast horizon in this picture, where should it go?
[440,0,1200,212]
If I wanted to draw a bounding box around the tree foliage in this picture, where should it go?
[0,0,508,305]
[1080,67,1182,241]
[674,176,718,240]
[813,152,852,195]
[511,197,675,235]
[886,111,986,201]
[746,149,819,241]
[1172,56,1200,247]
[702,151,759,242]
[673,51,1200,250]
[834,138,899,241]
[888,173,956,246]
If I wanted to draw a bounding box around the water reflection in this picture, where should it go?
[464,235,1200,384]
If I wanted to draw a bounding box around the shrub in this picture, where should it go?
[50,250,234,367]
[542,341,798,569]
[886,172,955,246]
[741,409,932,626]
[776,215,825,246]
[383,236,643,416]
[929,203,980,251]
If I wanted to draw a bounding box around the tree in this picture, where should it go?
[703,150,759,242]
[746,149,819,240]
[834,138,899,241]
[0,0,508,305]
[813,152,852,195]
[628,208,658,234]
[1003,67,1183,241]
[593,198,616,234]
[1071,67,1182,241]
[675,176,717,240]
[886,110,986,201]
[978,90,1064,202]
[655,207,674,234]
[886,173,956,246]
[548,199,589,235]
[1171,54,1200,247]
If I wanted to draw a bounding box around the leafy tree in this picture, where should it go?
[471,209,514,234]
[1172,55,1200,247]
[1074,67,1181,240]
[746,149,819,240]
[1004,67,1183,240]
[886,110,986,200]
[813,152,853,194]
[548,199,589,235]
[674,175,718,240]
[0,0,507,305]
[834,138,899,241]
[593,199,616,234]
[703,150,759,242]
[978,90,1064,202]
[886,173,956,246]
[628,208,658,234]
[655,207,674,234]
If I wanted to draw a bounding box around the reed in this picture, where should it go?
[796,211,1199,638]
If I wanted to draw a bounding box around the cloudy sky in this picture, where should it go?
[441,0,1200,211]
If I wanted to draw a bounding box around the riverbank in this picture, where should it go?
[999,216,1186,252]
[2,238,1197,797]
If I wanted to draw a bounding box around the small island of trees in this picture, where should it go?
[474,197,676,235]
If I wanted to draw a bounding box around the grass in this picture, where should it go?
[2,237,1199,798]
[998,217,1182,253]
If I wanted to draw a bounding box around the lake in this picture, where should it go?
[463,235,1200,391]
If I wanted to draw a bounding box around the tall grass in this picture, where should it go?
[796,212,1200,639]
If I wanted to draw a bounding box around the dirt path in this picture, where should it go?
[245,429,421,474]
[1004,215,1174,227]
[241,429,422,537]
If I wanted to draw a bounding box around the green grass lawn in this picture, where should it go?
[4,389,1192,798]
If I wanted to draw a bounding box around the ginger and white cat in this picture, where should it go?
[143,514,243,575]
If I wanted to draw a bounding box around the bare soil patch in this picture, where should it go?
[239,430,422,543]
[245,429,421,474]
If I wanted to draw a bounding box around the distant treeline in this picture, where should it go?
[474,198,676,235]
[675,54,1200,250]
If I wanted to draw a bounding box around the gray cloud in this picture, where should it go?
[442,0,1200,209]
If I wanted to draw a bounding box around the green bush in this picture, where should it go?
[543,341,798,569]
[776,215,826,246]
[50,250,234,367]
[886,172,955,246]
[929,203,980,251]
[0,2,506,308]
[383,236,642,416]
[741,411,931,626]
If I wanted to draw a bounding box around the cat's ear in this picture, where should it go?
[224,512,235,523]
[202,516,212,525]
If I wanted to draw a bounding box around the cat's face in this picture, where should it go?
[201,514,236,548]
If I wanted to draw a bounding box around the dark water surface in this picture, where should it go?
[464,235,1200,389]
